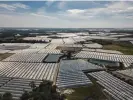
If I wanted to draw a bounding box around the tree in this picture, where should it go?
[60,94,66,100]
[29,81,36,90]
[66,51,72,59]
[0,94,2,100]
[20,80,65,100]
[20,91,30,100]
[2,92,13,100]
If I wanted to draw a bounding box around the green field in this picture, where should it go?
[66,86,90,100]
[66,85,106,100]
[92,40,133,55]
[0,53,14,61]
[103,44,133,55]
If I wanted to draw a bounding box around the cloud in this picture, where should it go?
[58,1,66,9]
[0,12,133,28]
[126,16,133,19]
[0,13,73,28]
[67,9,85,14]
[105,1,133,13]
[13,3,30,9]
[0,1,133,28]
[30,13,57,19]
[0,3,30,11]
[45,1,55,7]
[65,1,133,19]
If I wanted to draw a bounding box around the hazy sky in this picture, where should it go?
[0,1,133,28]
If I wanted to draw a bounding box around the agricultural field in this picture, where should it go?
[66,85,105,100]
[0,53,14,61]
[103,44,133,55]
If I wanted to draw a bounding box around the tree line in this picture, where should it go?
[0,80,66,100]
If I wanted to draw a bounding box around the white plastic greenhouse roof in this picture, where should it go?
[123,63,132,68]
[0,44,30,50]
[29,43,49,49]
[95,49,123,54]
[130,41,133,45]
[45,43,60,50]
[0,43,31,47]
[56,33,77,37]
[82,49,123,54]
[0,49,10,54]
[23,36,51,42]
[0,77,42,100]
[0,43,50,49]
[8,49,41,54]
[75,51,133,63]
[51,39,64,44]
[83,43,103,49]
[38,49,61,54]
[56,59,103,88]
[59,44,83,48]
[63,38,75,44]
[119,38,133,41]
[88,71,133,100]
[72,36,86,42]
[115,69,133,79]
[3,53,48,63]
[0,62,58,81]
[86,36,117,40]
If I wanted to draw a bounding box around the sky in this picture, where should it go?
[0,1,133,28]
